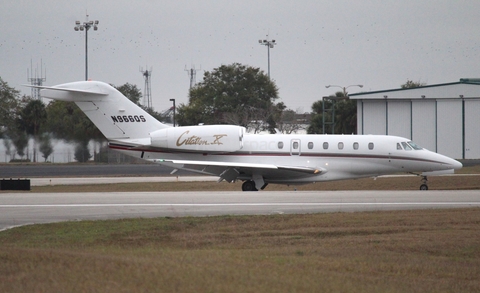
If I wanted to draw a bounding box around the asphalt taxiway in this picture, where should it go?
[1,190,479,231]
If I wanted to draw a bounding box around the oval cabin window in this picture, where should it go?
[308,142,314,149]
[278,142,284,149]
[323,142,329,150]
[368,142,374,150]
[353,142,359,150]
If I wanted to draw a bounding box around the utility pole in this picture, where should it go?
[169,99,176,127]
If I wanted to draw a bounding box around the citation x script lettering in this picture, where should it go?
[32,81,462,191]
[176,131,227,147]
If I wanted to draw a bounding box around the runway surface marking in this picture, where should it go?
[2,202,479,208]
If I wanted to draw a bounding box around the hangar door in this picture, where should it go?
[436,100,462,159]
[411,100,436,152]
[387,101,411,138]
[465,99,480,159]
[361,101,386,135]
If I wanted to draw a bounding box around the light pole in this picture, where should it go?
[74,16,99,81]
[258,35,276,78]
[323,84,363,134]
[325,84,363,98]
[170,99,176,127]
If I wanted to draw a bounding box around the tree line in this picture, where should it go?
[1,63,423,163]
[0,79,166,162]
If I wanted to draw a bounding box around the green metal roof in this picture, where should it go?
[349,78,480,97]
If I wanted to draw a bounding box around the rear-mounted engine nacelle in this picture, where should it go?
[150,125,245,153]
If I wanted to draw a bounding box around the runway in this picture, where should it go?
[29,176,218,186]
[1,190,479,231]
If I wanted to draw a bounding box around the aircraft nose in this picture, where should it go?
[443,156,463,170]
[436,153,462,170]
[451,159,463,170]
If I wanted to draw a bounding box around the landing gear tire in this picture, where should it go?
[419,175,428,191]
[242,180,258,192]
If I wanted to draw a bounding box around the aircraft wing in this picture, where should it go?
[150,158,326,183]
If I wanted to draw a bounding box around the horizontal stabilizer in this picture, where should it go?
[23,84,108,96]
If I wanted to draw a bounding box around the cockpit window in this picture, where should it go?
[408,141,423,150]
[401,142,412,150]
[397,143,403,150]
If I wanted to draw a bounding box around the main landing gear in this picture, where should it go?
[242,180,257,191]
[241,179,268,191]
[419,175,428,191]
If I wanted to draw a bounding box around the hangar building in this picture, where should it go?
[349,79,480,159]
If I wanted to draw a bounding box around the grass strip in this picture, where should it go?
[1,208,479,292]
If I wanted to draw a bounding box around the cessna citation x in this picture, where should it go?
[32,81,462,191]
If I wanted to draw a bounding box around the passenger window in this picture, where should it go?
[402,142,412,150]
[323,142,329,150]
[397,143,403,150]
[353,142,359,150]
[338,142,344,150]
[278,142,284,149]
[368,142,374,150]
[293,142,299,149]
[308,142,314,149]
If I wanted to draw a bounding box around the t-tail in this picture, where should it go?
[36,81,168,142]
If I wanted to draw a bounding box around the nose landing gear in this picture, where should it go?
[419,175,428,190]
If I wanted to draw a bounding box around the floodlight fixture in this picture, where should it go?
[258,35,276,78]
[74,15,99,80]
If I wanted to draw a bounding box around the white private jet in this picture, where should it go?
[32,81,462,191]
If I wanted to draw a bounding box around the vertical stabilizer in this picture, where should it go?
[39,81,168,140]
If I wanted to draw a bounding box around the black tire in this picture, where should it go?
[242,180,258,191]
[420,184,428,191]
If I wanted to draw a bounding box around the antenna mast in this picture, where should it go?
[27,59,46,99]
[185,65,202,89]
[139,66,153,108]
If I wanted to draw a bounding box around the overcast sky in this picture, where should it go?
[1,0,479,113]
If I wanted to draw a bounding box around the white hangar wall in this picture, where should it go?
[352,81,480,159]
[435,100,463,158]
[411,100,436,152]
[465,99,480,159]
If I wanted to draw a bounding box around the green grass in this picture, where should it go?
[1,209,480,292]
